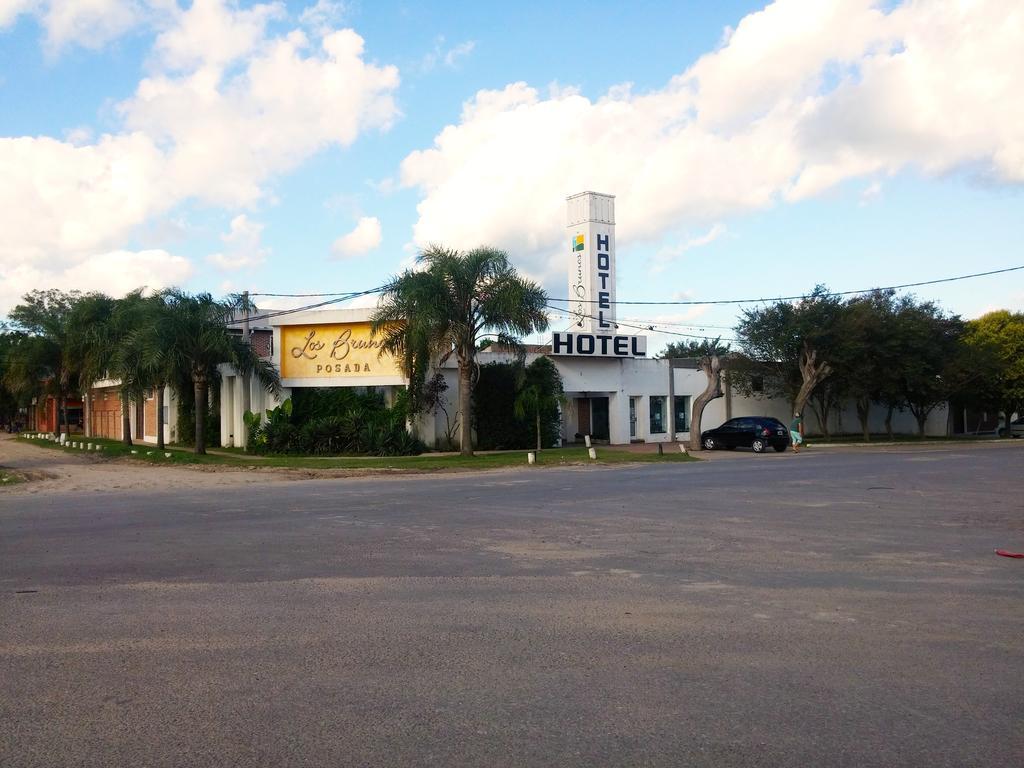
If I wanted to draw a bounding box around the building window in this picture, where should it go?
[649,396,666,434]
[674,395,690,433]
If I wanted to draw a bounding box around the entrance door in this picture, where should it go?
[629,396,639,439]
[576,398,591,439]
[591,397,610,441]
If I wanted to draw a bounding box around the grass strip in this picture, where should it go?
[16,435,697,472]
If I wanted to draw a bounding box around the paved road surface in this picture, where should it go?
[2,442,1022,767]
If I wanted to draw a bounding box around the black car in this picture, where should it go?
[701,416,790,453]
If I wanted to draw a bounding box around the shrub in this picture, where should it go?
[245,389,423,456]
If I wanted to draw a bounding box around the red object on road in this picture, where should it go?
[994,549,1024,558]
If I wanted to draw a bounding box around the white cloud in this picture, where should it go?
[299,0,345,34]
[1,0,149,52]
[122,26,400,207]
[153,0,284,71]
[653,223,727,271]
[1,248,193,311]
[206,214,269,270]
[443,40,475,68]
[859,180,883,206]
[1,4,400,309]
[331,216,382,258]
[419,35,476,73]
[401,0,1024,288]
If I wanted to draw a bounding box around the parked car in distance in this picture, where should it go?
[997,417,1024,438]
[701,416,791,453]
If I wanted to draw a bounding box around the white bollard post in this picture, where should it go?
[527,451,536,465]
[588,447,597,460]
[584,434,592,448]
[87,443,93,450]
[164,452,172,458]
[130,449,138,455]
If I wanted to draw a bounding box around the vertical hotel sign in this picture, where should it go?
[555,191,646,358]
[567,191,617,333]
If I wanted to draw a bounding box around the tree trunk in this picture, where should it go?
[120,391,132,446]
[856,397,871,441]
[458,362,473,456]
[809,394,832,439]
[536,409,541,452]
[792,343,832,420]
[59,393,68,438]
[194,376,207,455]
[156,384,165,450]
[885,404,895,440]
[916,414,927,437]
[689,354,723,451]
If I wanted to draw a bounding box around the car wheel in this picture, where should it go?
[774,444,787,452]
[751,439,766,453]
[703,437,716,450]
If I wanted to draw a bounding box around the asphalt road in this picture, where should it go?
[2,443,1023,767]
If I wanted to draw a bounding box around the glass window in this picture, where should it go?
[649,396,666,434]
[674,396,690,433]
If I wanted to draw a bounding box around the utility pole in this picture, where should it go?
[241,290,252,448]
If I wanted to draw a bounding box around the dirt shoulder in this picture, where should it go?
[0,435,290,496]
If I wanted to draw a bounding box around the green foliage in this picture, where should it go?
[245,391,424,457]
[659,338,730,359]
[962,310,1024,423]
[513,356,566,450]
[733,285,845,404]
[474,360,563,450]
[371,244,549,455]
[146,290,281,454]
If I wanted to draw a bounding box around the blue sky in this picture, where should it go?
[1,0,1021,351]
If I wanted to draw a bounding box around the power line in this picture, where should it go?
[240,287,385,324]
[545,308,736,332]
[545,304,738,343]
[547,264,1024,306]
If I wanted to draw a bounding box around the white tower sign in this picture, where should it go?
[566,191,616,333]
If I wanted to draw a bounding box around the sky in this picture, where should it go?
[1,0,1022,352]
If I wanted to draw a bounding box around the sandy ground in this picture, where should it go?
[0,434,287,496]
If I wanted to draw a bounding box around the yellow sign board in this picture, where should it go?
[280,323,402,379]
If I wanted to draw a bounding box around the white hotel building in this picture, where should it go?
[220,192,947,448]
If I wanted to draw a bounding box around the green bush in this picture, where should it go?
[473,361,562,450]
[245,389,423,456]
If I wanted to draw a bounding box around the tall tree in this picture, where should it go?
[963,310,1024,434]
[513,356,565,451]
[894,300,965,437]
[372,246,549,456]
[150,291,280,454]
[689,347,726,452]
[5,290,88,436]
[838,290,901,440]
[734,286,844,423]
[659,339,730,359]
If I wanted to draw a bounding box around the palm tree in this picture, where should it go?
[513,357,566,452]
[372,246,549,456]
[151,290,280,454]
[75,291,151,446]
[6,290,89,437]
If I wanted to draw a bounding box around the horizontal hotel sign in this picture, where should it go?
[280,322,402,379]
[551,332,647,358]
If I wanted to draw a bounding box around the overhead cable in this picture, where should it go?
[547,265,1024,306]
